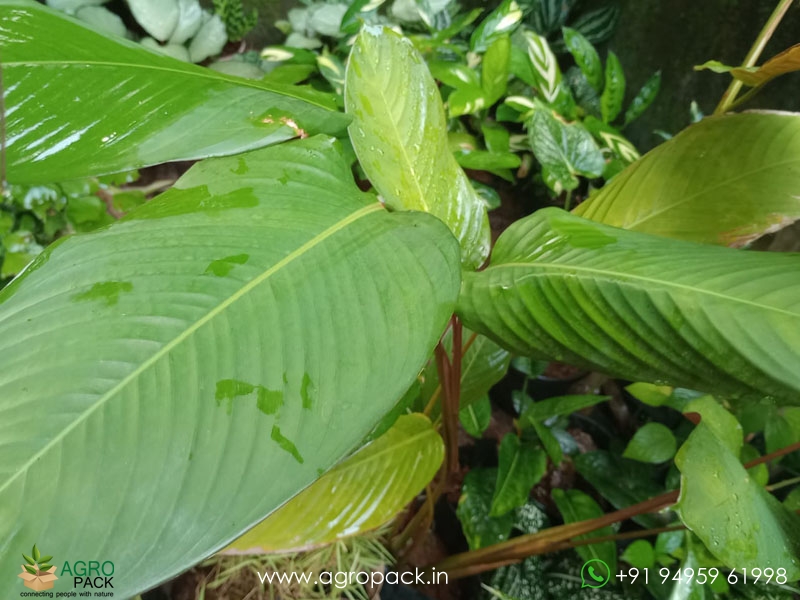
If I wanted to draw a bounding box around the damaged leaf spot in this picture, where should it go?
[271,425,304,463]
[72,281,133,306]
[215,378,284,415]
[205,254,250,277]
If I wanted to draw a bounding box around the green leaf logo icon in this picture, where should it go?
[32,545,40,561]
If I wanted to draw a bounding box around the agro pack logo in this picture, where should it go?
[18,544,58,592]
[17,542,115,597]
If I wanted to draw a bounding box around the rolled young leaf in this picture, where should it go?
[574,112,800,247]
[0,136,460,598]
[458,208,800,405]
[345,26,491,269]
[0,0,349,184]
[225,414,443,554]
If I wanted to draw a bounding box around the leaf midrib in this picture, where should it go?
[4,60,334,112]
[490,260,800,320]
[0,202,383,496]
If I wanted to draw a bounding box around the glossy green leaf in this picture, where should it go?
[225,414,443,553]
[574,451,664,528]
[552,489,617,573]
[574,113,800,247]
[449,85,490,117]
[529,415,562,465]
[428,60,481,90]
[528,108,605,193]
[695,44,800,87]
[345,26,491,269]
[490,434,547,517]
[470,0,522,53]
[460,395,492,438]
[0,136,460,598]
[457,468,515,550]
[454,150,521,180]
[623,423,677,464]
[624,71,661,125]
[482,35,511,106]
[521,394,609,422]
[2,0,348,184]
[741,444,769,488]
[562,27,602,92]
[676,400,800,578]
[621,540,655,570]
[625,382,673,407]
[765,407,800,454]
[600,51,625,123]
[458,208,800,406]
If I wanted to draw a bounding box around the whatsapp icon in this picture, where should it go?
[580,558,611,588]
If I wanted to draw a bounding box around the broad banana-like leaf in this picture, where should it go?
[574,112,800,247]
[344,26,491,269]
[226,414,443,554]
[0,0,348,183]
[458,208,800,405]
[0,136,460,598]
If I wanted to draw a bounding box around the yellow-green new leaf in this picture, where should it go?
[1,0,348,184]
[225,414,443,554]
[457,208,800,405]
[696,44,800,87]
[345,26,491,269]
[575,112,800,247]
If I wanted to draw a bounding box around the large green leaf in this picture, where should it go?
[490,434,546,517]
[345,26,491,269]
[676,398,800,578]
[224,414,443,554]
[457,208,800,405]
[0,0,348,184]
[574,113,800,247]
[0,136,460,598]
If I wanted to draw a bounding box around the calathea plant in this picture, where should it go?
[1,1,800,598]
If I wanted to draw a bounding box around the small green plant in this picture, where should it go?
[212,0,258,41]
[21,544,54,574]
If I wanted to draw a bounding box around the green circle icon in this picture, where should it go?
[580,558,611,588]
